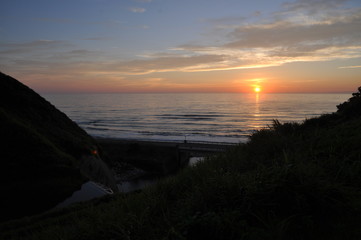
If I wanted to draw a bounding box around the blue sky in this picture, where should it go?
[1,0,361,93]
[2,0,284,56]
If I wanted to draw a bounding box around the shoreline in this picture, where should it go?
[94,136,239,149]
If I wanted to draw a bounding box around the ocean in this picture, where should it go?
[42,93,349,144]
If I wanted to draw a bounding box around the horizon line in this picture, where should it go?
[39,91,354,94]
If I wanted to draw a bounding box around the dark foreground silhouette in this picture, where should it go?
[0,72,115,221]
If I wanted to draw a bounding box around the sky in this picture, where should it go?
[1,0,361,93]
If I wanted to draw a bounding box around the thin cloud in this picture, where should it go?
[1,53,227,76]
[109,54,227,74]
[0,40,72,54]
[111,0,361,74]
[339,65,361,69]
[174,0,361,72]
[32,17,74,23]
[2,0,361,77]
[1,40,67,48]
[88,20,122,26]
[83,37,112,41]
[129,7,146,13]
[281,0,348,14]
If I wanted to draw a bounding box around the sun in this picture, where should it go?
[254,87,261,93]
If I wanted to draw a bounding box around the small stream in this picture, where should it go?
[57,157,204,207]
[55,181,113,208]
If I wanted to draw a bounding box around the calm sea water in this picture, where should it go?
[43,93,349,144]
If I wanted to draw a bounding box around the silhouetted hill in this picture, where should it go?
[0,72,114,221]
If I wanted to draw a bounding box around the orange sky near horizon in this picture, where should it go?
[18,60,360,94]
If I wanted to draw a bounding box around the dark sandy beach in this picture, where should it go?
[96,137,236,153]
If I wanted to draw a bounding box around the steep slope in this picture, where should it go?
[0,72,115,221]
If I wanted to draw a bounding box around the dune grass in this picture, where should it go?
[1,89,361,240]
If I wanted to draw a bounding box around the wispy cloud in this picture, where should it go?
[129,7,146,13]
[1,0,361,78]
[0,40,72,54]
[32,17,74,23]
[281,0,348,15]
[339,65,361,69]
[1,40,68,48]
[83,37,112,41]
[170,0,361,72]
[107,54,227,74]
[113,0,361,74]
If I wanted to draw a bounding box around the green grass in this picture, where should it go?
[1,89,361,239]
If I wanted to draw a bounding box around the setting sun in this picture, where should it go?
[254,87,261,93]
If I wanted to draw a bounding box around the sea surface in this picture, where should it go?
[43,93,349,144]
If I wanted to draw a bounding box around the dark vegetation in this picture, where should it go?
[97,139,189,179]
[0,72,115,221]
[1,73,360,239]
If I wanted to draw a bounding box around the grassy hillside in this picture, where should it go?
[1,88,361,239]
[0,72,115,221]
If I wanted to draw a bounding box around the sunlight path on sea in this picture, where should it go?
[44,93,349,144]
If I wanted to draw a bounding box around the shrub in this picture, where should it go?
[337,86,361,117]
